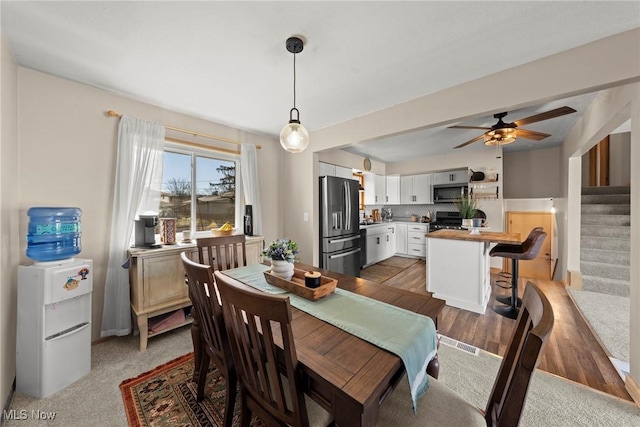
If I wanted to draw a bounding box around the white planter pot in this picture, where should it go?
[270,259,294,281]
[462,218,474,228]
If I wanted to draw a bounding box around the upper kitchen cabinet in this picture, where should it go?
[386,175,400,204]
[364,174,386,205]
[433,168,468,185]
[400,174,432,204]
[319,162,355,180]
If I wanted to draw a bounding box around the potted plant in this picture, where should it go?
[454,193,478,228]
[263,238,299,280]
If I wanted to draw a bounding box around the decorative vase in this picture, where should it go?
[270,259,294,281]
[462,218,474,228]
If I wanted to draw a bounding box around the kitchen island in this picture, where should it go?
[427,229,520,314]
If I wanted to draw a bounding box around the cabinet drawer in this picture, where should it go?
[408,231,426,243]
[407,224,428,233]
[407,243,426,257]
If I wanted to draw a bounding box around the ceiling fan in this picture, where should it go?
[449,106,577,149]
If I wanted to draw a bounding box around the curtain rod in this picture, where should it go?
[105,110,262,149]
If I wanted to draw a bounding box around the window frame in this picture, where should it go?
[163,141,242,239]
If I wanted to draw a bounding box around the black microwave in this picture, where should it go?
[433,184,468,203]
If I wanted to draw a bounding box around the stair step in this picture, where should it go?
[581,214,630,226]
[581,236,630,251]
[581,204,630,215]
[581,248,630,266]
[582,275,630,297]
[581,224,630,238]
[582,186,630,195]
[581,194,630,205]
[581,261,630,281]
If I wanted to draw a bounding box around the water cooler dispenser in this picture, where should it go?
[17,207,92,398]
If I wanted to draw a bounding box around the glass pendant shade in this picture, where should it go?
[280,121,309,153]
[280,107,309,153]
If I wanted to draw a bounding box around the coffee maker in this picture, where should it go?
[244,205,253,236]
[134,214,161,248]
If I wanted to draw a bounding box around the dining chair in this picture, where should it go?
[190,235,248,395]
[214,270,333,427]
[377,281,554,427]
[181,253,237,427]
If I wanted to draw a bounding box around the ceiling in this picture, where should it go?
[2,2,639,162]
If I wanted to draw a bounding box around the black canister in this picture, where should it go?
[304,271,322,288]
[244,205,253,236]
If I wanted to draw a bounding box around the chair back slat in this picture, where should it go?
[215,270,310,427]
[485,282,554,427]
[197,235,247,271]
[181,253,231,369]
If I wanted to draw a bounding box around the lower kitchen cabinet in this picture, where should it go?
[364,224,396,266]
[395,222,428,258]
[129,235,264,351]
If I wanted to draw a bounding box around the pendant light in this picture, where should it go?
[280,36,309,153]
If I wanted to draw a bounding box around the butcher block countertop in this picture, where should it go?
[427,229,521,244]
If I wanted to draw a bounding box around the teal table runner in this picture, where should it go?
[222,264,437,411]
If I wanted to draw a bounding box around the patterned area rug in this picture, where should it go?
[120,353,262,427]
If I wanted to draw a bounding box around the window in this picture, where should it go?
[160,143,240,234]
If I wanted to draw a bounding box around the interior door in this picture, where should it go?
[505,212,554,280]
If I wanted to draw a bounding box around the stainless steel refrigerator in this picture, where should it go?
[319,176,361,277]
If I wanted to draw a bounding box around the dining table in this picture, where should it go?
[220,261,446,427]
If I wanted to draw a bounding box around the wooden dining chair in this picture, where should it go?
[190,235,248,395]
[376,281,554,427]
[181,253,237,427]
[214,270,333,427]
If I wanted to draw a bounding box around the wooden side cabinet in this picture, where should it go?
[129,235,264,351]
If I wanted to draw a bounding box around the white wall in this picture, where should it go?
[1,35,20,415]
[503,147,561,198]
[610,132,632,186]
[16,68,283,343]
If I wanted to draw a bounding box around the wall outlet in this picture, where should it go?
[303,212,309,222]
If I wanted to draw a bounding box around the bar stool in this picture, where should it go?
[494,227,543,308]
[489,228,547,319]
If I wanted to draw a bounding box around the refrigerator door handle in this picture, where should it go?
[328,248,361,259]
[344,181,351,231]
[328,235,360,244]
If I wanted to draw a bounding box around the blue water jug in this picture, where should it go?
[26,207,82,262]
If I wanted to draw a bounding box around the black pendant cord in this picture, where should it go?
[293,53,297,110]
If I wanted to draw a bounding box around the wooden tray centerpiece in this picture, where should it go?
[264,268,337,301]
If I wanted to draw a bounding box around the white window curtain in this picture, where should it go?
[240,143,262,236]
[101,116,165,337]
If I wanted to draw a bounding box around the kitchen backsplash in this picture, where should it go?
[363,204,458,222]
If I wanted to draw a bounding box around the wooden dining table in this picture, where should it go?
[244,262,446,427]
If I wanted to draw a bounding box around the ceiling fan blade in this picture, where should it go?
[448,125,492,130]
[454,134,484,149]
[514,106,577,127]
[517,129,551,141]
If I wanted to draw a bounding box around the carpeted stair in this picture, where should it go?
[580,186,630,297]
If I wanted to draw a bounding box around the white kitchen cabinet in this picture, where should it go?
[395,223,408,255]
[400,174,432,204]
[386,175,400,204]
[384,224,396,258]
[319,162,335,177]
[433,168,468,185]
[365,226,386,266]
[364,174,387,205]
[319,162,354,180]
[407,223,429,258]
[336,165,355,180]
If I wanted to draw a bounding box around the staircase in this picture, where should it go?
[580,186,630,297]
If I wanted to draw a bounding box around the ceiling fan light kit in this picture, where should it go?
[280,36,310,154]
[450,106,577,149]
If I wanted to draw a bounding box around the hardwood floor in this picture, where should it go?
[363,257,633,401]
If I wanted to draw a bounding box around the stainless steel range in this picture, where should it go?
[429,211,464,231]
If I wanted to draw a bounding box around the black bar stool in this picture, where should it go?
[489,228,547,319]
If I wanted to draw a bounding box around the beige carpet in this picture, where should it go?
[437,341,640,426]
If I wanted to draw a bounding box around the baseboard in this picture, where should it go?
[567,270,583,290]
[625,374,640,408]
